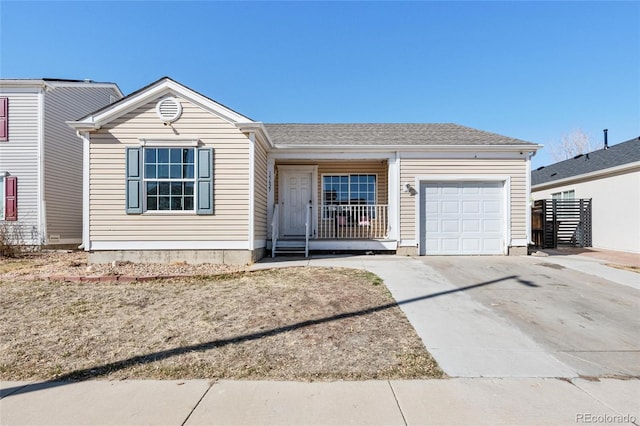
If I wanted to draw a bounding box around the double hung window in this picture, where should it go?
[125,146,213,215]
[144,148,195,211]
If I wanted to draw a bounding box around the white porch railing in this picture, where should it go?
[271,204,279,258]
[318,204,389,239]
[305,203,311,257]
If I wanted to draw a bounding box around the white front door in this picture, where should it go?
[281,170,312,236]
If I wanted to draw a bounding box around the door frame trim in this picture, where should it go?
[277,165,318,237]
[415,175,511,255]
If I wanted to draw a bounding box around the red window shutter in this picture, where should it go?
[5,176,17,221]
[0,97,7,141]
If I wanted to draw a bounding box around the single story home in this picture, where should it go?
[532,137,640,254]
[68,77,540,264]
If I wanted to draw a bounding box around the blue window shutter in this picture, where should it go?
[196,148,214,215]
[125,147,143,214]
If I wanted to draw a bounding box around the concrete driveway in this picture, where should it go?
[257,253,640,378]
[416,255,640,378]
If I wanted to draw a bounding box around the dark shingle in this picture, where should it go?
[263,123,537,146]
[532,137,640,186]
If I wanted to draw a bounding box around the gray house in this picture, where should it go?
[0,79,122,247]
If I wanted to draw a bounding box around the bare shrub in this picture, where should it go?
[0,221,28,258]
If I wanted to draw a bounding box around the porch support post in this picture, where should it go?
[266,157,275,245]
[388,153,400,241]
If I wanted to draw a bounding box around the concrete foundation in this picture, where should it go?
[89,249,262,265]
[508,246,528,256]
[396,246,418,256]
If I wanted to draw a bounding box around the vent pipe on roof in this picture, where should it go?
[603,129,609,150]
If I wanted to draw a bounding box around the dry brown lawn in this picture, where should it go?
[0,263,443,381]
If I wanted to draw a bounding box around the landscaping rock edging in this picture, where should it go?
[24,274,198,283]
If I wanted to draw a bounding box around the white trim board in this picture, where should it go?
[309,240,397,251]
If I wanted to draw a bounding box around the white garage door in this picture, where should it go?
[420,181,505,255]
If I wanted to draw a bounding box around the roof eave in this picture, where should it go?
[273,143,542,152]
[532,160,640,190]
[237,122,274,148]
[69,78,255,131]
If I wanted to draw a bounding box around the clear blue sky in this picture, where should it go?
[1,1,638,168]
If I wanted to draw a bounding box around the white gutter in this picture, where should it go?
[272,144,542,153]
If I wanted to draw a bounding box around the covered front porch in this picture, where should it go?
[266,156,399,256]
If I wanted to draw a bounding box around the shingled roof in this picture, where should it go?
[263,123,537,146]
[532,137,640,186]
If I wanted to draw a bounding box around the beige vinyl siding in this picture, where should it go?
[0,91,40,244]
[89,96,251,242]
[43,86,120,243]
[399,158,528,243]
[274,160,388,205]
[253,138,268,241]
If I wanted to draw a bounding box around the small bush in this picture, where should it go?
[0,222,27,258]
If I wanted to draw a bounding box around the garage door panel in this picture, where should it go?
[425,201,439,214]
[424,186,439,196]
[441,185,461,195]
[482,185,502,195]
[483,219,501,232]
[483,200,501,214]
[462,239,481,252]
[462,186,481,195]
[425,219,439,232]
[442,201,459,214]
[424,238,440,252]
[442,238,461,251]
[482,239,503,251]
[421,181,505,255]
[442,220,460,232]
[462,201,480,214]
[462,220,481,232]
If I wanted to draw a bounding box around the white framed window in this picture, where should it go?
[322,174,377,220]
[552,190,575,200]
[143,147,195,211]
[322,174,377,205]
[126,146,213,215]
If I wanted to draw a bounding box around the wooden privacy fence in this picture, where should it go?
[531,199,592,249]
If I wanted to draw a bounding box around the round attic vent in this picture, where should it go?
[156,97,182,123]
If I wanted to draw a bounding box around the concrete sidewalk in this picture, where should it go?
[2,378,639,425]
[536,249,640,290]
